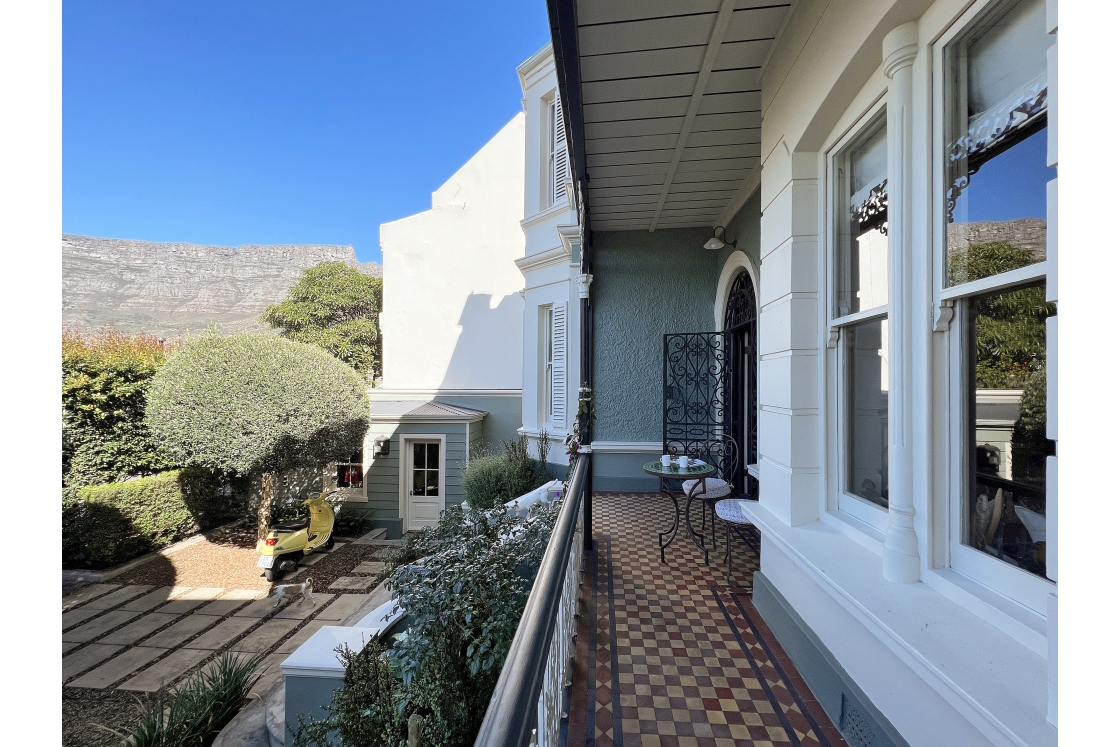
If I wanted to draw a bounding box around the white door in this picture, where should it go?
[405,440,442,531]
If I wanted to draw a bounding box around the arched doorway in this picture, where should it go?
[723,270,758,497]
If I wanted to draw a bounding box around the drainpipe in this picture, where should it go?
[579,226,594,552]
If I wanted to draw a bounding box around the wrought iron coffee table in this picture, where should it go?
[642,460,716,563]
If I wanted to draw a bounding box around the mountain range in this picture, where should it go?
[62,234,382,338]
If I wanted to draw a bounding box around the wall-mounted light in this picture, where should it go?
[373,437,390,457]
[703,226,736,251]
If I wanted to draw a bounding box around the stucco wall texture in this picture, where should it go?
[592,227,721,443]
[591,195,761,446]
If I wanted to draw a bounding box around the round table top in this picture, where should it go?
[642,460,716,478]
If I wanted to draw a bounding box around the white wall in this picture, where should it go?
[379,115,526,391]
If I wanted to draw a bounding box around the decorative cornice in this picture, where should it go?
[517,42,555,92]
[520,199,573,232]
[515,245,570,275]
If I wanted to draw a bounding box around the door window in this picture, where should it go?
[411,442,440,496]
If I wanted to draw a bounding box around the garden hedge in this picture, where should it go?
[63,468,240,569]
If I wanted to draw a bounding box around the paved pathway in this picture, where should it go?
[61,578,373,699]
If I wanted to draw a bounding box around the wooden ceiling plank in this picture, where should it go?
[648,0,739,232]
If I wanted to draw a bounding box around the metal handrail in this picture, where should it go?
[473,453,589,747]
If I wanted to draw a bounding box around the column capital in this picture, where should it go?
[882,22,918,79]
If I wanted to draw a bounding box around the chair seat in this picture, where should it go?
[682,478,731,499]
[714,498,754,525]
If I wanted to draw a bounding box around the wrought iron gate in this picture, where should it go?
[663,332,730,460]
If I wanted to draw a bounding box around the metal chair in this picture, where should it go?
[681,435,739,552]
[714,497,755,583]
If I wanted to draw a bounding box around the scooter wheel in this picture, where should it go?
[264,568,277,583]
[325,535,335,551]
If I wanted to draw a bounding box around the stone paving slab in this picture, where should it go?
[83,584,154,610]
[100,612,182,646]
[351,561,385,575]
[142,613,219,649]
[62,583,121,610]
[273,592,336,620]
[196,598,252,617]
[119,647,212,692]
[299,552,328,567]
[159,587,224,614]
[69,645,167,689]
[63,609,144,643]
[328,576,377,591]
[219,588,268,600]
[62,643,125,681]
[315,594,369,622]
[233,596,285,619]
[63,641,81,655]
[351,527,389,545]
[62,606,106,631]
[231,618,302,653]
[121,586,184,612]
[184,616,258,650]
[247,653,287,700]
[274,621,330,654]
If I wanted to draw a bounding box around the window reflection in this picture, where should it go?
[836,119,888,317]
[965,285,1053,577]
[846,317,889,508]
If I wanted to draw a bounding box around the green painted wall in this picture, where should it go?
[590,194,761,491]
[431,393,522,447]
[359,421,471,537]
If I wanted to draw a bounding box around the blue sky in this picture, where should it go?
[63,1,550,264]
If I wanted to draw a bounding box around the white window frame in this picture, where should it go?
[825,101,891,535]
[933,0,1056,615]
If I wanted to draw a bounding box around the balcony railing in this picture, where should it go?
[474,453,589,747]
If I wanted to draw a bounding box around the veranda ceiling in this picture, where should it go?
[551,0,791,233]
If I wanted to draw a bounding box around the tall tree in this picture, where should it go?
[145,333,369,539]
[262,262,383,383]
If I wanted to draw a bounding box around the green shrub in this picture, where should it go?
[62,329,176,487]
[63,468,239,569]
[462,434,550,511]
[121,651,265,747]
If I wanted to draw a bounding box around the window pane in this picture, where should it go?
[412,469,424,495]
[945,0,1054,287]
[835,118,888,317]
[846,316,889,508]
[427,443,439,466]
[413,443,426,469]
[425,470,439,495]
[965,284,1053,577]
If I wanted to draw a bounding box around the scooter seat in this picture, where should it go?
[269,517,310,532]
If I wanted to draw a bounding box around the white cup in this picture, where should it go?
[678,455,689,470]
[660,455,671,467]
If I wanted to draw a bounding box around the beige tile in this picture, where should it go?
[184,616,258,650]
[62,583,122,610]
[68,646,166,689]
[63,609,143,643]
[328,576,377,591]
[121,587,184,612]
[233,596,285,619]
[314,593,369,623]
[119,648,212,692]
[274,621,329,654]
[220,588,268,600]
[100,612,182,646]
[230,618,302,653]
[273,592,336,620]
[141,614,219,648]
[195,598,252,617]
[83,585,154,609]
[62,643,124,681]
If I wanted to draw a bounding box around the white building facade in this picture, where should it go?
[544,0,1060,744]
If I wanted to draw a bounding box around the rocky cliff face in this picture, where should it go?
[62,235,382,338]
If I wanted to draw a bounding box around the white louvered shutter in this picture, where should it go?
[550,303,567,428]
[552,91,568,205]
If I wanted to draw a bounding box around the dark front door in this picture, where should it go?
[724,270,758,497]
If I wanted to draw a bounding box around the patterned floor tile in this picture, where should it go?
[568,493,846,747]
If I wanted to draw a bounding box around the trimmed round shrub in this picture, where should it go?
[463,437,548,511]
[145,333,369,475]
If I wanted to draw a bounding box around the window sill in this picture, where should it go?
[520,200,573,231]
[742,500,1054,747]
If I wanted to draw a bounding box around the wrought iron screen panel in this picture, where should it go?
[664,332,730,461]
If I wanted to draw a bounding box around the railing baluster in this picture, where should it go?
[474,454,590,747]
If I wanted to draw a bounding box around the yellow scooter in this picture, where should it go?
[256,491,337,582]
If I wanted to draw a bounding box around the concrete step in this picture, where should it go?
[351,527,389,545]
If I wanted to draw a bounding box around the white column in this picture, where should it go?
[882,22,921,584]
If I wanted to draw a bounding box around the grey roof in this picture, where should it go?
[368,400,487,421]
